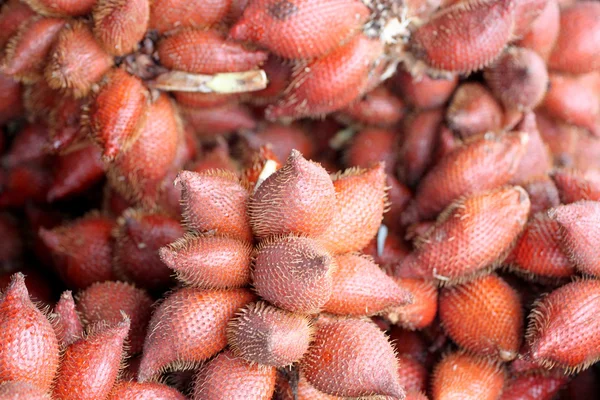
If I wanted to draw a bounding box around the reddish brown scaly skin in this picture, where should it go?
[160,234,253,289]
[254,123,315,162]
[548,1,600,74]
[0,16,66,82]
[396,355,428,393]
[383,176,412,232]
[93,0,149,55]
[86,68,148,161]
[508,212,574,280]
[0,381,50,399]
[265,34,384,120]
[2,122,48,167]
[339,86,406,127]
[385,278,438,330]
[396,186,530,283]
[446,82,504,139]
[0,273,59,392]
[38,214,116,289]
[45,21,114,98]
[278,371,341,400]
[0,161,52,207]
[553,168,600,204]
[47,144,105,202]
[180,102,257,136]
[431,351,506,400]
[521,175,560,215]
[512,0,548,37]
[550,201,600,277]
[113,210,184,291]
[53,317,130,400]
[250,149,335,239]
[193,349,276,400]
[149,0,232,34]
[108,381,186,400]
[516,0,559,60]
[398,108,444,187]
[301,318,404,398]
[229,0,370,59]
[410,0,515,74]
[76,281,153,354]
[0,1,36,50]
[48,95,84,152]
[158,28,267,74]
[53,290,84,348]
[317,163,387,254]
[23,0,96,17]
[527,279,600,372]
[227,301,312,366]
[345,128,398,174]
[21,78,57,121]
[0,72,23,124]
[484,47,549,111]
[388,327,428,365]
[509,112,553,185]
[440,274,523,361]
[406,131,528,221]
[138,288,255,381]
[500,373,568,400]
[323,253,413,316]
[393,69,458,110]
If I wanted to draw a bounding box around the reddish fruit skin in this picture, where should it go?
[138,288,255,381]
[93,0,150,56]
[108,381,186,400]
[193,350,276,400]
[431,352,505,400]
[521,176,560,215]
[446,82,503,139]
[229,0,370,59]
[0,273,59,392]
[386,278,438,330]
[113,211,185,291]
[345,128,398,174]
[0,381,50,399]
[39,214,116,289]
[0,161,52,207]
[53,318,130,400]
[340,86,405,127]
[410,0,515,74]
[53,290,83,348]
[149,0,232,33]
[397,186,530,283]
[266,35,384,120]
[516,0,560,60]
[181,103,257,136]
[0,72,23,125]
[23,0,96,16]
[510,112,553,185]
[440,274,523,361]
[0,1,36,50]
[500,373,568,400]
[301,318,404,398]
[512,0,548,37]
[393,70,458,110]
[76,281,153,354]
[527,279,600,371]
[47,95,83,152]
[158,29,267,74]
[548,2,600,74]
[2,123,48,167]
[254,123,315,162]
[553,168,600,204]
[250,150,335,239]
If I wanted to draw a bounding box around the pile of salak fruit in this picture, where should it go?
[0,0,600,399]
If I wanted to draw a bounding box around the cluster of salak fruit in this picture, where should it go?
[1,0,600,399]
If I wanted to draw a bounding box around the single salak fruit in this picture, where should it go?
[85,68,149,161]
[158,28,267,74]
[160,234,253,289]
[53,290,84,347]
[406,131,528,221]
[0,381,50,400]
[249,149,335,239]
[138,288,254,381]
[227,301,313,366]
[393,69,458,110]
[252,235,335,314]
[439,274,523,361]
[229,0,370,59]
[76,281,153,354]
[446,82,503,139]
[323,253,413,316]
[0,273,59,391]
[39,213,115,289]
[53,316,130,400]
[340,86,405,127]
[431,352,505,400]
[193,349,276,400]
[108,381,186,400]
[526,279,600,372]
[516,0,560,60]
[113,210,185,292]
[520,175,560,215]
[93,0,149,56]
[409,0,515,74]
[1,16,66,81]
[44,21,114,97]
[265,34,384,120]
[0,1,36,50]
[345,128,398,173]
[508,212,574,280]
[149,0,231,33]
[484,47,549,111]
[317,163,387,254]
[509,112,553,185]
[385,278,438,330]
[396,186,530,283]
[22,0,96,17]
[552,168,600,204]
[176,170,252,242]
[301,318,404,398]
[548,1,600,74]
[500,373,568,400]
[549,201,600,277]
